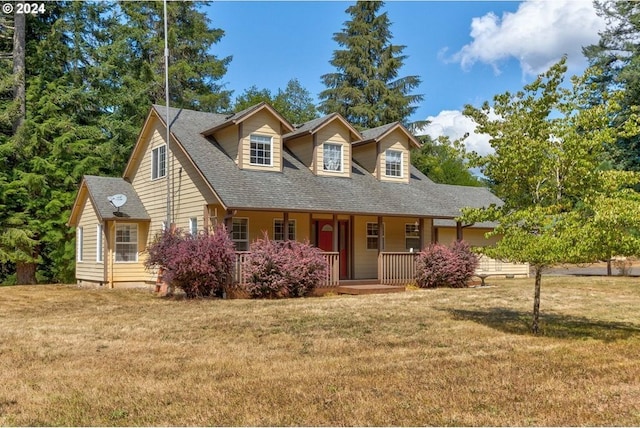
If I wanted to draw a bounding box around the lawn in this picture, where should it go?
[1,276,639,426]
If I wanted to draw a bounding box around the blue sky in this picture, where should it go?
[205,1,605,153]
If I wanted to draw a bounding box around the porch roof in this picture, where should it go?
[81,175,150,222]
[153,105,502,218]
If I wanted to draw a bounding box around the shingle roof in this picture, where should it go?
[153,105,503,219]
[83,175,150,221]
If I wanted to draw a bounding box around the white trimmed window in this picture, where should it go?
[115,224,138,262]
[232,218,249,251]
[274,219,296,241]
[385,150,402,177]
[96,224,103,262]
[189,217,198,235]
[366,222,385,250]
[405,223,420,251]
[250,134,272,166]
[323,143,343,172]
[151,145,167,179]
[76,227,83,262]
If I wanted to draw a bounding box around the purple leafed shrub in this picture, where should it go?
[415,241,478,288]
[242,232,327,298]
[145,225,235,298]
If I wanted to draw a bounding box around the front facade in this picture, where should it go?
[68,103,523,289]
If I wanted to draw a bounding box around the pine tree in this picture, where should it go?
[319,1,422,130]
[583,0,640,171]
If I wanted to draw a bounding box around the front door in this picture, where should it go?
[316,220,350,280]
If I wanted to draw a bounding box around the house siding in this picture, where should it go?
[214,125,240,163]
[109,221,149,284]
[75,198,104,283]
[240,110,283,172]
[285,135,314,170]
[316,122,352,178]
[232,210,310,243]
[352,144,378,176]
[437,227,499,247]
[379,129,410,183]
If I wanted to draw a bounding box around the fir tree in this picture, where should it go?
[319,1,422,130]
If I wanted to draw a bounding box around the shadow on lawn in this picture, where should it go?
[442,307,640,341]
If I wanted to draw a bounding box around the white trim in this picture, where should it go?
[189,217,198,235]
[385,149,403,178]
[76,226,83,262]
[151,144,167,180]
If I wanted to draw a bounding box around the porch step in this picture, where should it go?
[336,284,406,295]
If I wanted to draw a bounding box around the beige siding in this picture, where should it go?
[75,198,105,283]
[437,227,498,246]
[214,125,240,163]
[285,135,314,170]
[316,122,352,178]
[353,144,378,176]
[232,211,310,244]
[352,216,379,279]
[379,129,410,183]
[109,221,150,283]
[240,111,283,172]
[130,119,216,246]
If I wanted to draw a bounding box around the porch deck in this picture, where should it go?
[336,282,406,295]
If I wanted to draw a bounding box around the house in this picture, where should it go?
[67,102,527,289]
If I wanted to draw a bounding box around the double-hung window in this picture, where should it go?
[366,222,385,250]
[189,217,198,235]
[385,150,402,177]
[151,145,167,179]
[274,219,296,241]
[250,134,272,166]
[323,143,343,172]
[405,223,420,251]
[232,218,249,251]
[115,224,138,262]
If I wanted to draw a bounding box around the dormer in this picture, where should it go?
[283,113,362,178]
[352,122,420,184]
[201,102,295,172]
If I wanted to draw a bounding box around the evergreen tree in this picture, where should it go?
[583,0,640,171]
[319,1,422,130]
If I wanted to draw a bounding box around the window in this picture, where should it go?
[366,222,385,250]
[76,227,83,262]
[96,225,103,262]
[232,218,249,251]
[115,224,138,262]
[151,145,167,179]
[405,223,420,251]
[385,150,402,177]
[250,134,272,166]
[189,217,198,235]
[274,219,296,241]
[323,143,343,172]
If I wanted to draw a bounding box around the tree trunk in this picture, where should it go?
[16,262,37,285]
[607,259,612,276]
[12,9,26,132]
[532,266,542,334]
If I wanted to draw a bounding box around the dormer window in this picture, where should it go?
[323,143,343,172]
[385,149,402,177]
[250,134,272,166]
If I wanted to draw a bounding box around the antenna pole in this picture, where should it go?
[164,0,172,228]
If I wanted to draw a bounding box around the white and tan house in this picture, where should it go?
[67,102,527,290]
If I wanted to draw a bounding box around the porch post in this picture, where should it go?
[203,204,209,231]
[332,214,338,252]
[349,215,355,279]
[309,213,314,245]
[377,216,383,254]
[456,220,463,241]
[223,209,234,232]
[418,218,425,251]
[283,211,290,241]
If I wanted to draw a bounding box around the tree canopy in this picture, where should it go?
[318,1,422,130]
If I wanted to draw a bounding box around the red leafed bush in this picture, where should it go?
[145,225,235,298]
[241,232,327,298]
[415,241,478,288]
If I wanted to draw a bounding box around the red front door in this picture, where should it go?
[317,220,333,252]
[316,220,350,280]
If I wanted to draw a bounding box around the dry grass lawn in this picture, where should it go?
[1,276,639,426]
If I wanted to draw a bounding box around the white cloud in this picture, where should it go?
[448,0,606,77]
[417,110,494,156]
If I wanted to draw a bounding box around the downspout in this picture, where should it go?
[109,221,115,288]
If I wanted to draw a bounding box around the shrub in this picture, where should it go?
[145,225,235,298]
[415,241,478,288]
[241,232,327,298]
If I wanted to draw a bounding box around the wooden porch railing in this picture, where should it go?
[378,252,418,285]
[232,251,340,288]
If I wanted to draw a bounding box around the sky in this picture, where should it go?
[205,0,606,154]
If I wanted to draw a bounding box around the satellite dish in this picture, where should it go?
[108,194,127,209]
